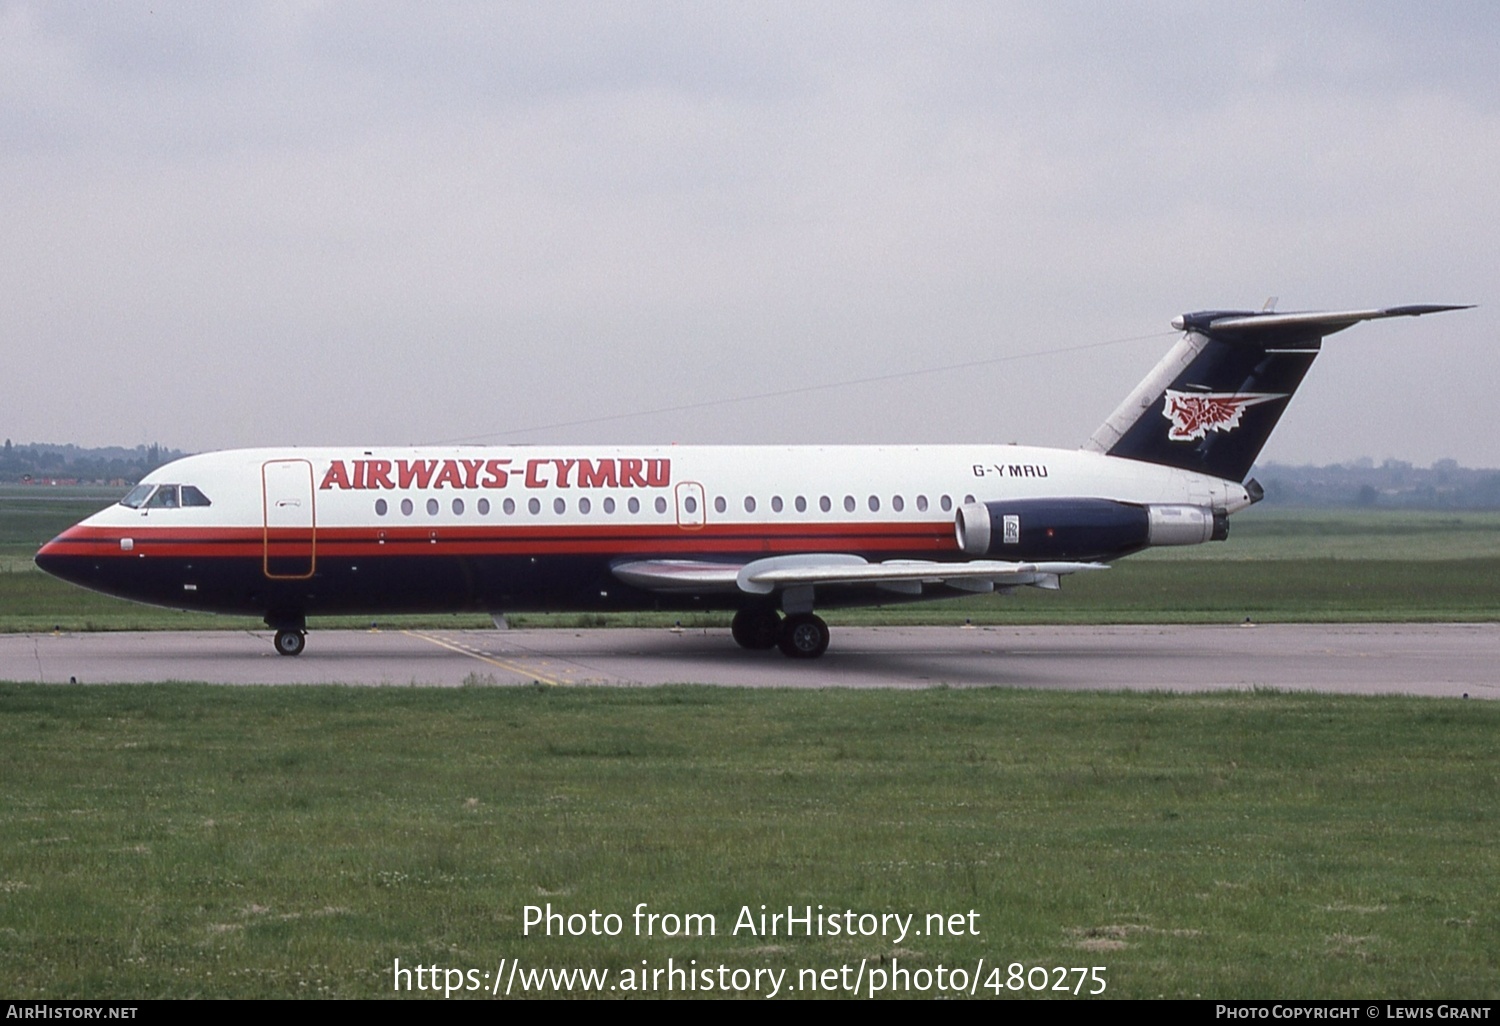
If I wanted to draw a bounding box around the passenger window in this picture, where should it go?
[843,495,855,513]
[964,494,975,504]
[503,498,516,515]
[654,497,667,514]
[941,495,953,512]
[452,498,464,515]
[401,498,414,516]
[892,495,904,512]
[528,498,541,515]
[819,496,831,513]
[714,496,726,514]
[744,496,756,513]
[427,498,439,515]
[180,485,211,507]
[868,495,879,512]
[579,497,592,514]
[684,496,697,514]
[628,497,640,514]
[554,497,566,514]
[917,495,928,512]
[375,498,388,516]
[795,496,807,513]
[603,497,616,514]
[478,498,491,515]
[771,496,783,513]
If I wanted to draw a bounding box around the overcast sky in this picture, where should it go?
[4,2,1495,466]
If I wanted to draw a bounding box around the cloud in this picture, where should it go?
[2,2,1495,464]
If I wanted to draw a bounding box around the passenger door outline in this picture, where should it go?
[262,459,317,579]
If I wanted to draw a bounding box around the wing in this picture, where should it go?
[611,554,1107,598]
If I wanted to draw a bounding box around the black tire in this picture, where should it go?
[777,613,830,659]
[731,609,782,650]
[274,629,306,657]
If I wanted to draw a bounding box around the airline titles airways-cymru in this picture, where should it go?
[317,456,672,492]
[35,304,1469,658]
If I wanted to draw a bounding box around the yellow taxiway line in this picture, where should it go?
[402,630,564,686]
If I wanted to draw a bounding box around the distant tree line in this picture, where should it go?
[0,440,187,485]
[4,440,1499,508]
[1252,459,1500,509]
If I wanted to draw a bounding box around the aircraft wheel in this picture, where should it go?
[274,629,306,657]
[731,608,782,650]
[778,613,830,659]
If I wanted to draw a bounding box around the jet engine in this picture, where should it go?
[955,498,1226,562]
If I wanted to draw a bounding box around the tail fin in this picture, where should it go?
[1085,305,1470,482]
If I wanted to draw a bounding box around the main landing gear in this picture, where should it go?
[731,608,831,660]
[731,608,781,650]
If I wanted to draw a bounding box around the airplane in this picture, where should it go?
[35,304,1468,659]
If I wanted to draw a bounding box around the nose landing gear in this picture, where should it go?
[273,629,307,657]
[266,613,308,657]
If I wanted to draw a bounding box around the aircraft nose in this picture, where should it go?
[34,537,67,577]
[34,533,90,587]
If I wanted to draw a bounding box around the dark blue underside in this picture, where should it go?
[41,553,678,618]
[35,542,1126,622]
[35,553,888,620]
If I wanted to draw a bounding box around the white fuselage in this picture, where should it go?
[36,443,1248,631]
[78,443,1251,535]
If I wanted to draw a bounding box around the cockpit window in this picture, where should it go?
[119,484,154,509]
[124,484,212,509]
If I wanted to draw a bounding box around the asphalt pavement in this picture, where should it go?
[2,623,1495,697]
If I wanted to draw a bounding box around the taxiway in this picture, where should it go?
[1,624,1495,697]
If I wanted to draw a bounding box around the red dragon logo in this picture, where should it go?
[1162,390,1286,442]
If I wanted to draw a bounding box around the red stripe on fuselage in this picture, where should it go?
[39,520,961,560]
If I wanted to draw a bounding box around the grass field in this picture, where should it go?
[3,492,1497,1000]
[3,489,1499,629]
[0,684,1495,999]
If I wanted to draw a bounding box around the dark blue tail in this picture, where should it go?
[1086,305,1469,483]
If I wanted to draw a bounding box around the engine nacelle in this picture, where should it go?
[1146,503,1226,546]
[956,499,1225,561]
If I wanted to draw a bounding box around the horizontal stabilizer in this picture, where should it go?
[1172,304,1472,337]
